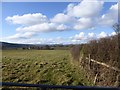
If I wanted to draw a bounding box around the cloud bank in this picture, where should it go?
[4,0,118,44]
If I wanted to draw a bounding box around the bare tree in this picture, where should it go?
[113,23,120,35]
[113,23,120,68]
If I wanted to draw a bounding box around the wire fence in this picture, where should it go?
[1,82,120,90]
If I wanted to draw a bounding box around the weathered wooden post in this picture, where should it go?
[114,74,120,87]
[88,54,91,69]
[94,73,98,85]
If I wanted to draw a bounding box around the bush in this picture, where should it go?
[70,33,120,86]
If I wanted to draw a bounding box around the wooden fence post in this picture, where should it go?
[86,57,120,72]
[88,54,91,69]
[114,74,120,87]
[94,73,98,85]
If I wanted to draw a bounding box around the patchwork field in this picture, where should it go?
[2,50,92,86]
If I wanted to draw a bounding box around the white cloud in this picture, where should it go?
[86,32,96,41]
[88,32,95,37]
[51,13,75,24]
[7,32,36,39]
[6,1,118,33]
[98,3,118,26]
[4,1,118,44]
[6,13,48,26]
[70,31,112,44]
[110,3,118,11]
[16,23,69,33]
[57,24,69,31]
[16,23,56,32]
[71,32,85,40]
[74,18,94,30]
[98,32,107,38]
[2,36,66,45]
[66,0,104,18]
[110,32,117,36]
[2,31,116,44]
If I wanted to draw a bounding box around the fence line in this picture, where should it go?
[1,82,119,90]
[86,57,120,72]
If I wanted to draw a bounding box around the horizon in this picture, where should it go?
[1,1,118,44]
[1,41,86,45]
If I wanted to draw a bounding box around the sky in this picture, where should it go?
[1,0,118,44]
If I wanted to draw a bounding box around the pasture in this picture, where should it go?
[2,50,92,86]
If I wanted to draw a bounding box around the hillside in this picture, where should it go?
[0,42,29,49]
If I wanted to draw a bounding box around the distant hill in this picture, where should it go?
[0,42,32,50]
[0,42,72,50]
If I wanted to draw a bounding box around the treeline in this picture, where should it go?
[70,24,120,86]
[22,45,73,50]
[1,42,73,50]
[71,23,120,69]
[22,45,53,50]
[82,33,120,68]
[71,34,120,68]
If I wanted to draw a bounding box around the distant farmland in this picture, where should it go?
[2,50,92,86]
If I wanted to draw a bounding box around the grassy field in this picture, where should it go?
[2,50,92,86]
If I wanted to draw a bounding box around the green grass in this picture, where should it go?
[2,50,92,86]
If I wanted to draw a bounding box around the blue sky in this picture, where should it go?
[1,1,118,44]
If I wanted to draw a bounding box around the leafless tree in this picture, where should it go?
[113,23,120,35]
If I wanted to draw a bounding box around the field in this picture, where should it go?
[2,50,92,86]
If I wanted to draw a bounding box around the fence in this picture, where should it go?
[86,54,120,72]
[85,54,120,85]
[1,82,119,90]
